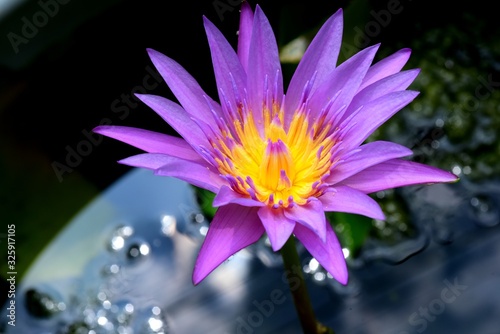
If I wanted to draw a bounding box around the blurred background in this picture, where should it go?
[1,0,499,333]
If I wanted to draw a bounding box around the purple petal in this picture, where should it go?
[346,69,420,116]
[213,185,265,207]
[237,1,254,72]
[358,48,412,92]
[340,90,419,150]
[193,205,264,284]
[339,159,459,194]
[247,5,283,126]
[320,186,385,220]
[283,200,327,242]
[153,158,227,193]
[203,16,247,118]
[118,152,200,170]
[294,222,348,285]
[285,8,343,125]
[257,206,296,251]
[147,48,220,129]
[308,44,380,123]
[93,125,202,162]
[135,94,211,149]
[326,141,413,184]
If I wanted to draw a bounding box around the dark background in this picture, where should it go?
[1,0,498,294]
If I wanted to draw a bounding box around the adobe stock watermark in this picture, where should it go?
[227,262,305,334]
[212,0,242,22]
[51,65,164,182]
[6,0,72,54]
[408,73,500,166]
[400,277,468,334]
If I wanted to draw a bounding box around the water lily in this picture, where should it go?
[93,3,457,287]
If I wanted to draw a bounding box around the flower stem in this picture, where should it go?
[281,237,335,334]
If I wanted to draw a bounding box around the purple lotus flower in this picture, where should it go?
[94,3,457,285]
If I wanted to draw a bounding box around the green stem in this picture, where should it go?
[281,237,335,334]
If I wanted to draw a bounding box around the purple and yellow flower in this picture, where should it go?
[94,3,457,285]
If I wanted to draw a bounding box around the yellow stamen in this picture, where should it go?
[212,105,335,208]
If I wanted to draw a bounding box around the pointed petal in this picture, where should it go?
[284,200,327,242]
[340,90,419,150]
[147,48,220,129]
[153,157,227,193]
[326,141,413,184]
[135,94,211,149]
[339,159,459,194]
[118,153,224,193]
[247,5,283,125]
[93,125,202,162]
[193,205,264,284]
[308,44,380,122]
[213,185,265,207]
[320,186,385,220]
[285,9,343,124]
[358,48,412,92]
[237,1,254,72]
[346,69,420,116]
[257,206,296,251]
[118,152,200,170]
[294,223,348,285]
[203,16,246,117]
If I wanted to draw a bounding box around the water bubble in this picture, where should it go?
[60,321,90,334]
[126,241,151,262]
[134,306,171,334]
[161,215,176,237]
[193,213,205,223]
[113,301,135,325]
[452,165,462,176]
[107,225,134,252]
[101,263,121,277]
[313,272,326,282]
[24,285,66,319]
[199,225,208,236]
[469,195,499,227]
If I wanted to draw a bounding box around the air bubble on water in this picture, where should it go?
[313,272,326,282]
[161,215,176,237]
[134,306,171,334]
[470,195,499,227]
[108,225,134,252]
[194,213,205,223]
[24,285,67,319]
[101,263,120,277]
[452,165,462,176]
[126,241,151,262]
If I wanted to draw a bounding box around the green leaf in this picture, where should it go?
[326,211,373,258]
[194,187,216,220]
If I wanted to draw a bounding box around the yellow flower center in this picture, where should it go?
[211,105,336,207]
